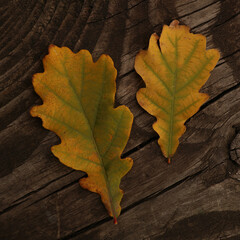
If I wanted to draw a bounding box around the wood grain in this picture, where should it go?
[0,0,239,239]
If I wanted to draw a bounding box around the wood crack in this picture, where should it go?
[198,83,240,114]
[86,0,147,24]
[212,11,240,29]
[177,0,223,19]
[0,170,75,216]
[60,166,208,239]
[26,179,80,209]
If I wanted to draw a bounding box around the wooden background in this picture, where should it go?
[0,0,240,239]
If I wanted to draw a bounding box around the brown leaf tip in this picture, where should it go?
[169,20,180,28]
[48,44,56,51]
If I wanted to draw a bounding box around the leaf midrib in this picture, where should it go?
[162,36,210,157]
[167,36,179,158]
[61,55,118,219]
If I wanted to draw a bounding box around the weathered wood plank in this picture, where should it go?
[73,176,240,240]
[1,87,239,239]
[0,0,239,239]
[0,0,237,212]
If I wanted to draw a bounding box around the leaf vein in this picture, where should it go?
[179,40,200,73]
[175,99,200,116]
[176,56,213,93]
[53,149,102,167]
[92,59,107,133]
[102,111,124,158]
[141,91,170,115]
[37,111,88,140]
[39,81,82,114]
[142,60,173,96]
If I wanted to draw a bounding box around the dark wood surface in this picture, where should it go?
[0,0,240,239]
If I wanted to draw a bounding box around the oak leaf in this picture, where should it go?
[135,20,220,162]
[31,45,133,222]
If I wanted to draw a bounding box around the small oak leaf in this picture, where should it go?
[135,20,220,162]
